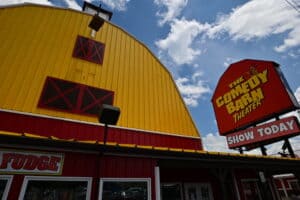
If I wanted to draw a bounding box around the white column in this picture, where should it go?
[155,166,161,200]
[279,178,288,197]
[232,171,241,200]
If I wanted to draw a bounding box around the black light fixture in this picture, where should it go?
[99,104,120,125]
[89,15,105,32]
[83,1,113,32]
[98,104,120,144]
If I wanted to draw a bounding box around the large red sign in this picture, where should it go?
[0,149,64,175]
[212,59,299,135]
[226,116,300,149]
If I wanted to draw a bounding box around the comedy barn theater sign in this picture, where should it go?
[212,59,299,136]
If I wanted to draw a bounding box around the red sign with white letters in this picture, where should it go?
[0,149,64,175]
[212,59,299,135]
[226,116,300,149]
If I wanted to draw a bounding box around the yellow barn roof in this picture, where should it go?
[0,4,200,138]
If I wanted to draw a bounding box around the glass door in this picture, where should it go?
[241,180,262,200]
[184,183,214,200]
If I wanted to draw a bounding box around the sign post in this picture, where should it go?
[283,138,295,158]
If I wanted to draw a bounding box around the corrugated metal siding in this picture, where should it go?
[4,152,157,200]
[100,156,156,178]
[100,156,157,200]
[0,5,200,138]
[0,111,203,149]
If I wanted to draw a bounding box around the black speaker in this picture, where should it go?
[98,104,120,125]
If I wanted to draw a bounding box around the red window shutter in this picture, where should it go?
[72,35,105,64]
[38,77,114,116]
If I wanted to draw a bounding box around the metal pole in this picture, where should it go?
[239,147,244,154]
[103,124,108,145]
[284,138,295,158]
[93,152,101,200]
[260,146,267,156]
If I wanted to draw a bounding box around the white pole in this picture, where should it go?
[155,166,161,200]
[279,178,288,197]
[232,171,241,200]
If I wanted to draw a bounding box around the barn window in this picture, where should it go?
[38,77,114,116]
[73,35,105,64]
[19,176,92,200]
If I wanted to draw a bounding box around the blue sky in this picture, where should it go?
[2,0,300,155]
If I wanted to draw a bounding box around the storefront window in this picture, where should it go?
[161,183,182,200]
[99,178,151,200]
[0,175,12,199]
[19,176,92,200]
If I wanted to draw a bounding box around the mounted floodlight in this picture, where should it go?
[83,1,112,31]
[98,104,120,145]
[99,104,120,125]
[89,15,105,32]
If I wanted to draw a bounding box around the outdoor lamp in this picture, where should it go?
[89,14,105,31]
[83,1,113,32]
[98,104,121,144]
[98,104,120,125]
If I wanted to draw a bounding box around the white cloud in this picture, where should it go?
[0,0,130,12]
[202,132,261,154]
[288,51,299,58]
[175,72,211,107]
[0,0,81,10]
[155,18,210,65]
[0,0,52,6]
[154,0,188,26]
[100,0,130,11]
[65,0,81,10]
[155,0,300,67]
[223,57,238,68]
[202,133,236,152]
[207,0,300,52]
[275,26,300,52]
